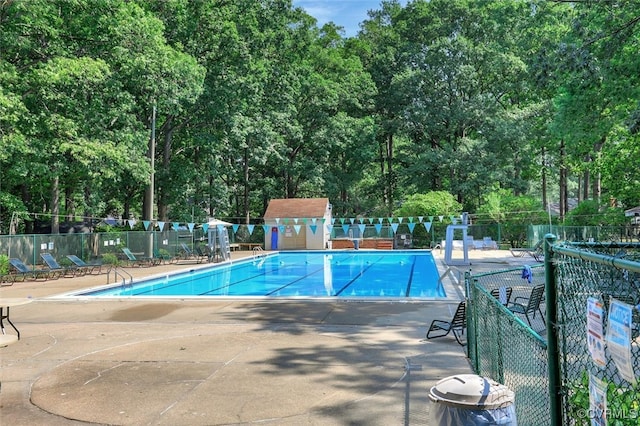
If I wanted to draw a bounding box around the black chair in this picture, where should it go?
[426,301,466,345]
[490,287,513,306]
[508,284,545,326]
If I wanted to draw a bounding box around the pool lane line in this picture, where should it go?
[198,254,342,296]
[334,255,386,296]
[404,255,418,297]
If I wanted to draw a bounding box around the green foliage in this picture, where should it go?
[566,200,628,227]
[101,253,120,266]
[395,192,462,217]
[0,254,9,275]
[568,372,640,426]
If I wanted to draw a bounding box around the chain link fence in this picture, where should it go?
[467,264,550,424]
[466,239,640,425]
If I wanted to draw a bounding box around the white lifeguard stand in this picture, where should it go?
[444,213,470,266]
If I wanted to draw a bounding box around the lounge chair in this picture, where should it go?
[426,301,466,345]
[179,243,206,263]
[153,249,175,265]
[509,240,543,262]
[9,258,55,281]
[482,237,498,250]
[121,248,156,267]
[40,253,77,278]
[195,245,212,263]
[490,287,513,306]
[66,255,104,275]
[507,284,545,326]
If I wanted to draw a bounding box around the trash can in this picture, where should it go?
[429,374,517,425]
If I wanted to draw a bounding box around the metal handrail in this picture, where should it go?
[107,266,133,286]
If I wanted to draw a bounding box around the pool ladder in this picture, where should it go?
[107,266,133,287]
[252,246,265,258]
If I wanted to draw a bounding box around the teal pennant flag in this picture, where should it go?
[143,220,151,231]
[391,223,399,233]
[262,225,269,234]
[188,223,195,233]
[202,223,209,233]
[358,224,366,235]
[293,225,301,234]
[408,223,416,233]
[247,224,255,235]
[326,224,333,233]
[424,222,432,232]
[342,224,350,235]
[232,224,239,234]
[158,221,165,231]
[374,223,382,234]
[172,222,179,231]
[309,225,317,234]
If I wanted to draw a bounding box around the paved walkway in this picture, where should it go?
[0,249,536,425]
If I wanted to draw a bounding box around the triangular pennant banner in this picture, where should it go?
[172,222,180,231]
[358,224,366,235]
[368,218,374,224]
[378,217,383,223]
[326,224,333,233]
[217,225,225,232]
[294,218,299,224]
[283,218,289,224]
[262,225,270,234]
[247,224,255,235]
[438,215,444,222]
[408,217,414,223]
[309,225,317,234]
[128,219,136,229]
[143,220,151,231]
[202,223,209,233]
[418,216,424,223]
[278,225,286,233]
[232,224,240,234]
[349,218,355,224]
[374,223,382,235]
[293,225,301,235]
[424,222,432,232]
[188,223,195,233]
[311,218,317,225]
[342,224,350,235]
[340,218,345,224]
[408,223,416,234]
[391,223,399,233]
[158,221,165,231]
[275,218,280,224]
[398,217,404,224]
[387,217,393,224]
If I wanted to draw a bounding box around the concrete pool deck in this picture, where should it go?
[0,249,538,425]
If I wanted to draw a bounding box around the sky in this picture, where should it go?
[293,1,407,38]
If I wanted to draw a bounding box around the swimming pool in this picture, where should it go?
[79,250,445,298]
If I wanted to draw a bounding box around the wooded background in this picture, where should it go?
[1,0,638,233]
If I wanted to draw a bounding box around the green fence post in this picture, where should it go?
[544,233,562,426]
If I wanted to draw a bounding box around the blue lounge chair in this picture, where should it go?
[66,255,104,275]
[40,253,77,278]
[121,248,156,267]
[9,258,55,281]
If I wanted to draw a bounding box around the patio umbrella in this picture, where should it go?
[207,218,232,227]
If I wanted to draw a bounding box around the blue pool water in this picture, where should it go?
[80,250,445,298]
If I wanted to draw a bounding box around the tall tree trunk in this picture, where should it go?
[541,147,548,211]
[559,139,567,219]
[385,133,394,215]
[243,147,250,224]
[51,174,60,234]
[65,186,75,222]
